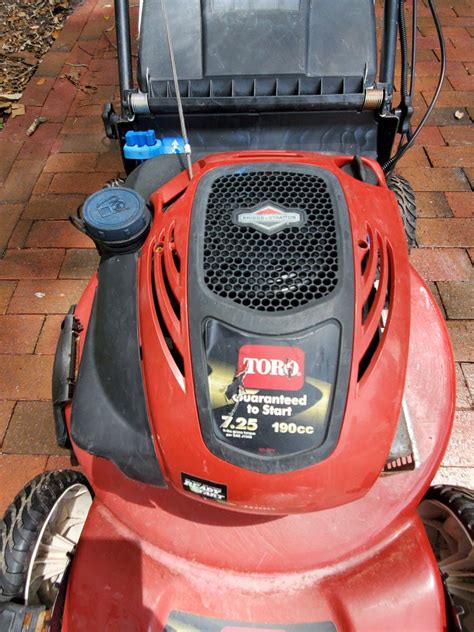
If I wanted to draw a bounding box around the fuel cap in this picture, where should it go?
[82,187,150,243]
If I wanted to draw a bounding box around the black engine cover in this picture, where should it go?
[188,163,354,473]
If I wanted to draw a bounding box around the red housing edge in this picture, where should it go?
[60,152,455,630]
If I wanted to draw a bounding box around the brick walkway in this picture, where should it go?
[0,0,472,514]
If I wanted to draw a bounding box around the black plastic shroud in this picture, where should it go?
[71,253,165,486]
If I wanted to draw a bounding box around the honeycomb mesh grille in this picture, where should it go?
[203,169,339,312]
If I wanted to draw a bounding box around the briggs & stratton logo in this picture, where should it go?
[233,202,306,235]
[237,345,305,391]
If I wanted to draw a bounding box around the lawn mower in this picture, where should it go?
[1,0,473,630]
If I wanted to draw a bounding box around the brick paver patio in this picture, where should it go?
[0,0,472,514]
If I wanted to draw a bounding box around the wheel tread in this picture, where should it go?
[387,174,417,251]
[423,485,474,632]
[0,470,91,603]
[426,485,474,539]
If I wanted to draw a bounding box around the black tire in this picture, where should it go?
[0,470,91,604]
[419,485,474,632]
[387,174,417,251]
[425,486,474,538]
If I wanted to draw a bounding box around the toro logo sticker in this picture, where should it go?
[237,345,304,391]
[233,202,306,235]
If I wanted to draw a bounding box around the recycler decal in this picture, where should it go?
[165,610,337,631]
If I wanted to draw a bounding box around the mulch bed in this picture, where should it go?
[0,0,80,128]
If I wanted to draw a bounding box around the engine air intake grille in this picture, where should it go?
[203,169,339,311]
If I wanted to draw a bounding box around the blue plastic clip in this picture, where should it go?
[123,130,186,160]
[123,130,162,160]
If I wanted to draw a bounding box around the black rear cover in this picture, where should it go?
[138,0,377,89]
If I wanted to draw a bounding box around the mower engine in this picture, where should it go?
[70,151,411,515]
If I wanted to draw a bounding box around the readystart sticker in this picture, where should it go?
[237,345,305,391]
[182,473,227,502]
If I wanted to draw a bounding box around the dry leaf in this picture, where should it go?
[0,92,22,101]
[63,71,80,87]
[36,78,46,86]
[11,51,37,65]
[11,103,25,118]
[62,72,96,95]
[0,0,76,96]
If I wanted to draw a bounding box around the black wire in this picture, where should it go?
[383,0,445,175]
[409,0,417,97]
[405,0,417,139]
[397,0,413,148]
[399,0,409,98]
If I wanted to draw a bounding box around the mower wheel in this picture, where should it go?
[0,470,92,608]
[418,485,474,632]
[387,175,417,251]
